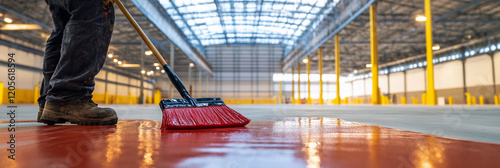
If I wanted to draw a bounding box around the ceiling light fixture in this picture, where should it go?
[432,44,440,51]
[4,18,13,23]
[415,15,427,22]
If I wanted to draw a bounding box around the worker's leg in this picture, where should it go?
[40,0,117,125]
[45,0,115,103]
[37,0,71,122]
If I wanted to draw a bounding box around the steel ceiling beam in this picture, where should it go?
[385,0,489,42]
[0,5,52,29]
[131,0,213,74]
[282,0,377,72]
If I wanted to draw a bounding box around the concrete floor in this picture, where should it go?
[2,119,500,167]
[1,104,499,143]
[1,104,500,167]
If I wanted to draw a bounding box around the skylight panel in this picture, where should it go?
[284,4,296,11]
[295,13,307,19]
[234,3,244,12]
[272,4,284,10]
[311,7,321,13]
[262,3,273,11]
[159,0,338,47]
[246,3,257,11]
[197,4,216,12]
[299,5,312,12]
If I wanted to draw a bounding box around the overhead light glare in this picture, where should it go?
[1,24,42,30]
[415,15,427,22]
[4,18,13,23]
[366,64,373,68]
[145,50,153,56]
[432,44,440,51]
[302,59,308,63]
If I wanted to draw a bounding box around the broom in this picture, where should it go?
[115,0,250,129]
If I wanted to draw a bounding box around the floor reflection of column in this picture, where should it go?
[413,135,445,168]
[368,126,381,168]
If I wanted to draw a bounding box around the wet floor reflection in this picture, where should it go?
[0,118,499,167]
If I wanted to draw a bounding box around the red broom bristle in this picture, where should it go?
[161,105,251,129]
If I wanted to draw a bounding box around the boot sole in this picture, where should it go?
[40,108,118,125]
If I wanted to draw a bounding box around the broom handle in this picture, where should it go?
[114,0,197,106]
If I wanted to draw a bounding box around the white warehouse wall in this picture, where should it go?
[389,72,405,93]
[434,60,464,90]
[493,52,500,85]
[406,68,426,92]
[465,55,494,87]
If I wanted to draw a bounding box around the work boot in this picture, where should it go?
[40,100,118,125]
[37,105,43,122]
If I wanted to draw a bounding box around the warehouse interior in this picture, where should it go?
[1,0,500,167]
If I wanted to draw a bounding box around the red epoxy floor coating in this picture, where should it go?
[1,118,500,168]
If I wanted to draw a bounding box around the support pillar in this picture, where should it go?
[425,0,437,105]
[206,73,209,97]
[279,80,282,104]
[170,41,175,98]
[307,56,312,104]
[335,34,341,105]
[198,69,201,98]
[188,66,192,94]
[291,67,295,104]
[297,63,301,104]
[0,82,3,104]
[139,41,145,104]
[370,4,380,105]
[105,71,109,104]
[318,48,324,105]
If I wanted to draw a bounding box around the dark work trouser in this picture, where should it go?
[39,0,114,106]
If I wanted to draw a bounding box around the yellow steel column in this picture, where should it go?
[291,68,295,104]
[206,75,208,97]
[335,34,341,105]
[318,48,324,105]
[297,63,301,104]
[34,84,40,104]
[370,4,380,105]
[425,0,437,105]
[306,56,312,104]
[279,80,282,104]
[104,91,109,104]
[154,89,161,105]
